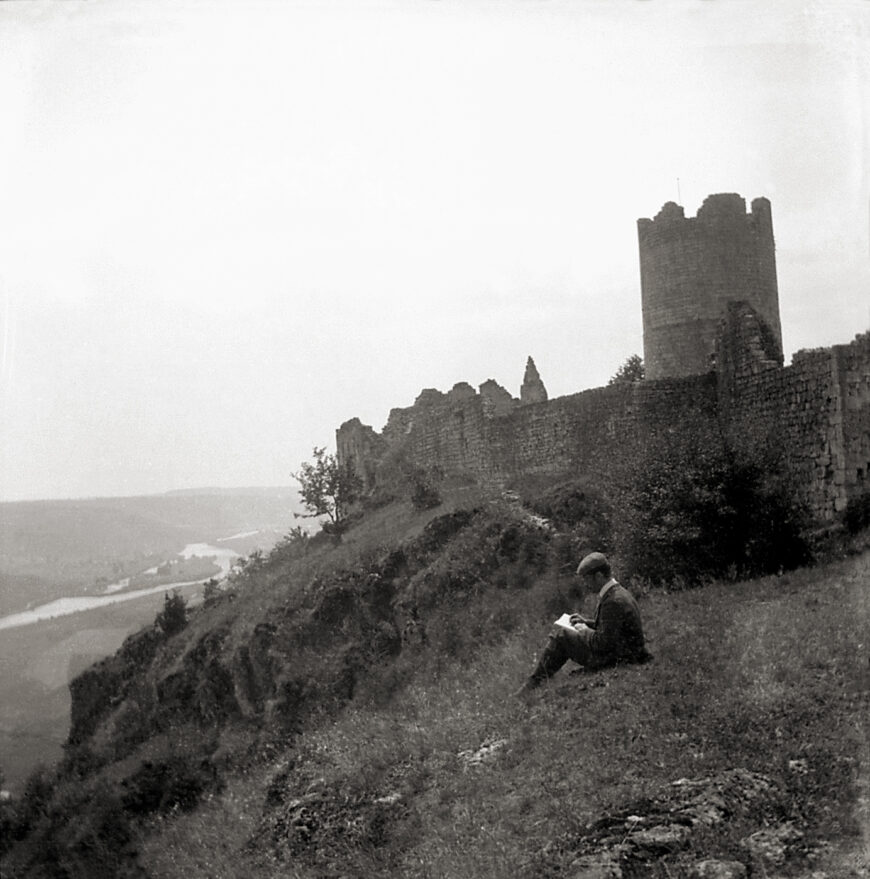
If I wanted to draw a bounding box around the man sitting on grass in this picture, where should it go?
[515,552,651,696]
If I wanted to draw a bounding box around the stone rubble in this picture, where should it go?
[457,737,509,770]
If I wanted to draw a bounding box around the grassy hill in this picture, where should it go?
[1,487,867,878]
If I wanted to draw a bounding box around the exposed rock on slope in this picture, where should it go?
[533,768,824,878]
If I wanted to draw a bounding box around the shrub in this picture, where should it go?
[121,756,219,817]
[10,764,55,843]
[843,491,870,534]
[605,416,809,586]
[53,780,139,879]
[526,479,602,529]
[225,548,271,590]
[155,589,188,636]
[409,465,444,511]
[527,479,611,549]
[60,743,104,780]
[273,525,311,561]
[9,779,141,879]
[202,578,223,607]
[369,443,445,511]
[0,803,13,858]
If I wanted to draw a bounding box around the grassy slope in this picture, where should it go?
[136,532,870,878]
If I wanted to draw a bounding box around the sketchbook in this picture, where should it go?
[554,613,588,631]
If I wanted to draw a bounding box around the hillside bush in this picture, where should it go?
[155,589,188,636]
[525,479,607,531]
[8,764,55,845]
[50,780,141,879]
[365,442,447,511]
[525,478,612,573]
[202,577,223,607]
[603,416,810,586]
[843,491,870,535]
[3,773,142,879]
[121,756,221,817]
[271,525,310,562]
[409,464,444,511]
[400,507,554,664]
[230,548,267,581]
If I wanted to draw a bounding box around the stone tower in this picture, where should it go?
[637,193,783,380]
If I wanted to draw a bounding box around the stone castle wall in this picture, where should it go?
[718,308,870,520]
[338,372,716,496]
[338,322,869,526]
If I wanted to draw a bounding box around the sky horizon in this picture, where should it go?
[1,0,868,502]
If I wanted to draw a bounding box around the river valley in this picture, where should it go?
[0,542,241,793]
[0,543,238,632]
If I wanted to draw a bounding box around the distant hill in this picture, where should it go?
[162,486,298,497]
[0,488,304,614]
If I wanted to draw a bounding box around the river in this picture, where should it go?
[0,543,239,632]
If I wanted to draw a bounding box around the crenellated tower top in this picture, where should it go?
[637,193,782,380]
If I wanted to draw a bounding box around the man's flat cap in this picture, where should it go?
[576,552,608,576]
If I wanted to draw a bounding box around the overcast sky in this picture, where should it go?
[1,0,867,502]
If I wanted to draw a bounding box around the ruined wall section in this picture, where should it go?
[727,350,842,521]
[338,335,869,526]
[638,194,783,380]
[833,332,870,507]
[716,301,783,384]
[403,394,492,480]
[335,418,388,490]
[373,382,511,486]
[718,306,870,521]
[339,374,717,494]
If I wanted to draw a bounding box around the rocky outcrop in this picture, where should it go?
[535,768,822,878]
[68,626,164,745]
[252,770,420,871]
[65,508,488,769]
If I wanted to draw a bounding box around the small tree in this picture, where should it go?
[292,447,363,535]
[608,354,645,385]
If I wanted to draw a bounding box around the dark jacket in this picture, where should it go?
[586,581,650,669]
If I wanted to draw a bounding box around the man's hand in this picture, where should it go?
[570,613,590,628]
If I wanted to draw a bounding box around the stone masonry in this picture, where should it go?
[638,194,783,381]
